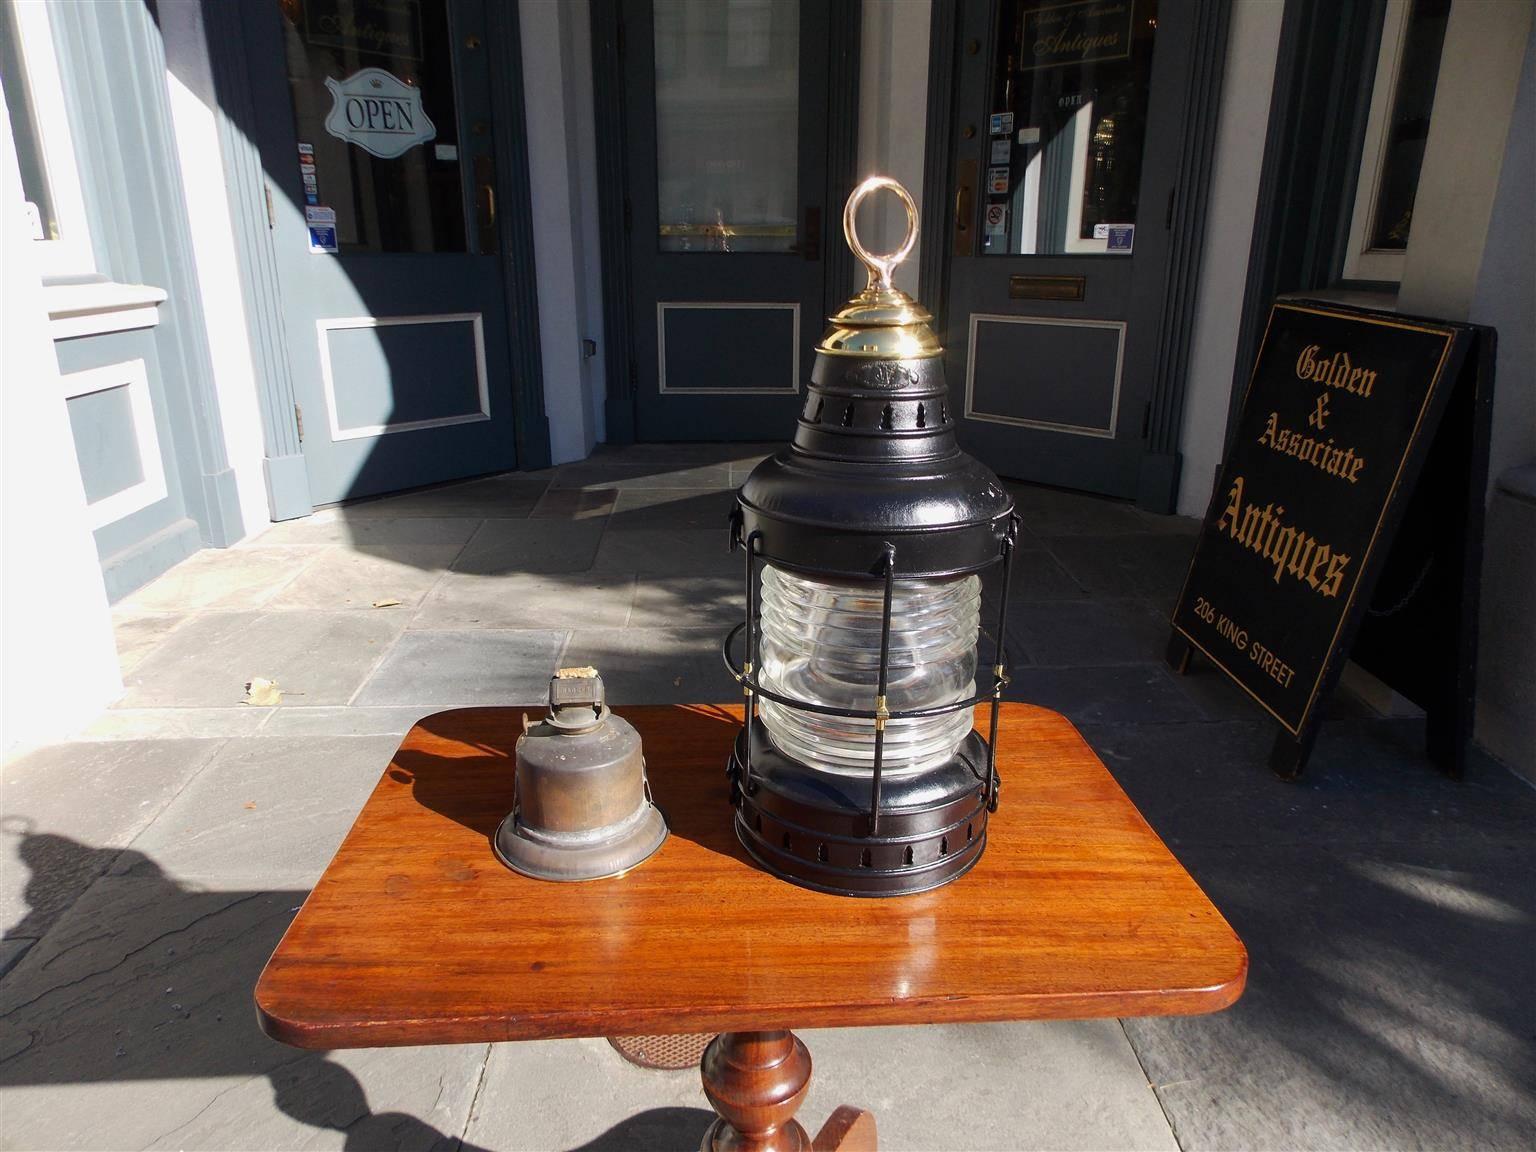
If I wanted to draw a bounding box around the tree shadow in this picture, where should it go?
[0,829,487,1149]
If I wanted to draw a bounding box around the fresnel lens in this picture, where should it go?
[723,177,1018,896]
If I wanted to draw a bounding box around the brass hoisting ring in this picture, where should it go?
[843,175,920,292]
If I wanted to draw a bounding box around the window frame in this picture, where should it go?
[6,0,96,278]
[1341,0,1418,285]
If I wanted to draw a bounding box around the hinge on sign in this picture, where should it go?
[623,198,632,234]
[295,402,304,443]
[265,184,276,230]
[1142,400,1152,439]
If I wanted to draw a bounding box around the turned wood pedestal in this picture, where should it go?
[255,704,1246,1149]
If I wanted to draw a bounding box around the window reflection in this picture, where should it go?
[1368,0,1448,251]
[982,0,1158,257]
[653,0,800,253]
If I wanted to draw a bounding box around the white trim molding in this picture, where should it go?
[316,312,491,442]
[7,0,96,277]
[1343,0,1413,284]
[60,358,168,529]
[44,280,167,340]
[656,301,801,395]
[964,313,1126,439]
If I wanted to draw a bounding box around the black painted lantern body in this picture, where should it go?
[723,178,1018,896]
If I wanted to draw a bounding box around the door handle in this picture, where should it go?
[955,183,972,234]
[477,182,496,230]
[953,159,977,257]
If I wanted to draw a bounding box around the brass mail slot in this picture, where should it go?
[1009,274,1086,301]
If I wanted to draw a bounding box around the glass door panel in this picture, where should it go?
[981,0,1158,257]
[277,0,474,254]
[653,0,800,253]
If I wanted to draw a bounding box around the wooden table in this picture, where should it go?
[256,703,1246,1150]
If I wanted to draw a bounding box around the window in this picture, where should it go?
[1342,0,1450,283]
[0,0,95,276]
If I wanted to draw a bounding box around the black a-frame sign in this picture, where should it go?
[1167,299,1495,779]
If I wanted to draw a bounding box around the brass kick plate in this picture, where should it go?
[1009,275,1085,302]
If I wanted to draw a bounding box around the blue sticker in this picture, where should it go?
[305,192,320,205]
[1106,225,1134,252]
[308,225,338,254]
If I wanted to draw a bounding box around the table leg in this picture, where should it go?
[699,1030,877,1152]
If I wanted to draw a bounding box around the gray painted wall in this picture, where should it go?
[1470,19,1536,780]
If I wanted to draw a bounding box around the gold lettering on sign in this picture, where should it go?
[1214,476,1351,598]
[1295,344,1377,397]
[1257,412,1368,483]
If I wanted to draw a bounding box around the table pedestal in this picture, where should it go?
[700,1031,877,1152]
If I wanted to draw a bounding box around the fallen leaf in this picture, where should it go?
[371,598,401,608]
[243,801,257,810]
[673,676,683,687]
[243,677,283,707]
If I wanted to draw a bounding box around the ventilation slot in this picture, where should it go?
[754,813,763,833]
[810,398,823,424]
[782,832,792,851]
[939,401,948,423]
[841,404,855,427]
[880,404,894,430]
[916,402,926,428]
[939,836,949,857]
[966,822,974,842]
[903,846,915,866]
[860,848,872,868]
[816,843,828,864]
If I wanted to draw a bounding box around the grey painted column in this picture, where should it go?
[193,0,312,520]
[48,0,246,545]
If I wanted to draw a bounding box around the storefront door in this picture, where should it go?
[620,0,833,441]
[943,0,1197,497]
[243,0,518,504]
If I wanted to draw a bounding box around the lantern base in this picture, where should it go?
[728,725,992,897]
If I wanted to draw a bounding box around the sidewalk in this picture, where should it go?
[3,443,1531,1150]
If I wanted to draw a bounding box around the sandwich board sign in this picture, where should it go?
[1168,299,1493,778]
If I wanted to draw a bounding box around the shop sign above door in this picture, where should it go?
[323,68,435,159]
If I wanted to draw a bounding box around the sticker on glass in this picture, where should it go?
[296,142,314,157]
[323,68,437,160]
[987,167,1010,195]
[989,138,1011,165]
[984,202,1008,236]
[305,206,337,226]
[1106,225,1134,252]
[989,112,1014,136]
[1017,126,1041,145]
[308,225,338,254]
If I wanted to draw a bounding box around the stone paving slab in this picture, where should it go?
[242,511,485,549]
[562,627,737,704]
[77,708,273,741]
[1046,533,1199,603]
[110,609,191,676]
[120,547,319,612]
[0,872,486,1151]
[452,518,607,575]
[265,544,460,611]
[351,629,567,706]
[1008,665,1207,726]
[117,611,406,709]
[628,574,743,628]
[547,463,731,491]
[464,1022,1178,1152]
[1,738,223,944]
[1081,718,1536,850]
[607,487,737,531]
[341,471,553,518]
[589,528,738,576]
[114,735,404,886]
[257,706,435,737]
[1007,599,1171,667]
[412,571,636,630]
[1122,841,1536,1151]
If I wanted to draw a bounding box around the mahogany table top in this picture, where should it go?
[255,703,1246,1049]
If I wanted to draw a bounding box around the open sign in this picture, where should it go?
[323,68,436,160]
